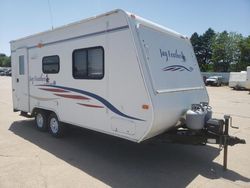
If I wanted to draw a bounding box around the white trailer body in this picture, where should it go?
[247,67,250,89]
[229,67,250,89]
[11,9,209,142]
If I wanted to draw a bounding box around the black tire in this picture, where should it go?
[48,112,64,137]
[35,110,48,131]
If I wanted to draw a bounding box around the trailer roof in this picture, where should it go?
[125,11,187,39]
[10,9,187,43]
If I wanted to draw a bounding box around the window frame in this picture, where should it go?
[72,46,104,80]
[42,55,60,74]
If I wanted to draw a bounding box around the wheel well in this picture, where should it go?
[32,108,53,117]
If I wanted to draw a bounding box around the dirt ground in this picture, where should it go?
[0,76,249,188]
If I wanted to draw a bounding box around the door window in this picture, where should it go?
[19,55,25,75]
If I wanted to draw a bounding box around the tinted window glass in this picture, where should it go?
[73,47,104,79]
[19,55,25,75]
[73,50,87,78]
[88,48,103,78]
[42,55,60,74]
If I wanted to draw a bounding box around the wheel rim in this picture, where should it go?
[36,113,44,128]
[50,117,59,134]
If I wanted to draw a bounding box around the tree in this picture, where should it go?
[190,32,202,66]
[212,31,229,72]
[200,28,216,68]
[190,28,215,71]
[211,31,242,72]
[238,36,250,70]
[227,32,243,71]
[0,53,11,67]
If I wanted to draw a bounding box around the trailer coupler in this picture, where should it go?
[152,114,246,171]
[225,136,246,146]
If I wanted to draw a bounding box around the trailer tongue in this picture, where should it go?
[149,114,246,170]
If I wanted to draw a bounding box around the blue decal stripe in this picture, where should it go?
[38,85,145,121]
[163,65,192,72]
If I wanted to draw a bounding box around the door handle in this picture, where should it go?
[16,78,19,83]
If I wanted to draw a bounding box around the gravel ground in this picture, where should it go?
[0,76,249,188]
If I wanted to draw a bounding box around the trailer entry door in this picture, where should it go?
[13,48,29,112]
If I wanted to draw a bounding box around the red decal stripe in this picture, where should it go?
[78,103,104,108]
[54,94,90,100]
[39,88,69,92]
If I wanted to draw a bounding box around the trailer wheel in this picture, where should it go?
[35,111,48,131]
[48,113,64,137]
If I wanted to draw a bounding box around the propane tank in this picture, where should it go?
[200,102,213,122]
[186,104,206,130]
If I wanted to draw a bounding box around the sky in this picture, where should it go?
[1,0,250,56]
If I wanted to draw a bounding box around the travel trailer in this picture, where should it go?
[229,67,250,90]
[11,9,209,140]
[11,9,245,169]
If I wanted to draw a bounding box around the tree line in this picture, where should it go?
[0,53,11,67]
[190,28,250,72]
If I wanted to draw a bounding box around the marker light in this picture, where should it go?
[37,43,44,48]
[142,104,149,110]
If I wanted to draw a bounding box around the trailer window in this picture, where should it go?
[73,46,104,79]
[42,55,60,74]
[19,55,25,75]
[73,50,87,78]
